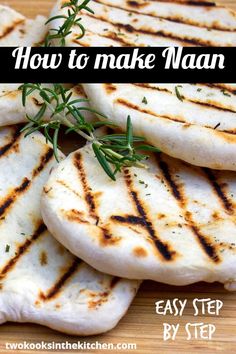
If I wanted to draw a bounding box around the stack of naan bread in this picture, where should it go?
[0,0,236,336]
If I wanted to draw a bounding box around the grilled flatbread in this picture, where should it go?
[83,83,236,171]
[0,126,139,335]
[0,5,46,46]
[49,0,236,47]
[42,143,236,291]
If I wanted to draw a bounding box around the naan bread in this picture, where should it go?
[83,83,236,171]
[42,143,236,291]
[0,126,139,335]
[0,5,46,46]
[48,0,236,47]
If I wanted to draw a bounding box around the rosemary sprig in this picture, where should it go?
[19,83,160,180]
[45,0,93,47]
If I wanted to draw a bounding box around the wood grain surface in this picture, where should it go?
[1,0,236,16]
[0,1,236,353]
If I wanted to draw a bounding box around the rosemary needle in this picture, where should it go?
[45,0,94,47]
[175,86,184,102]
[20,84,160,181]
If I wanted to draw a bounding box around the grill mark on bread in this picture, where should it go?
[101,29,134,45]
[134,83,236,114]
[0,19,25,39]
[156,157,186,205]
[64,208,89,224]
[112,214,146,225]
[202,168,234,213]
[125,170,176,260]
[131,0,216,6]
[126,1,149,8]
[0,223,46,279]
[187,213,219,262]
[40,259,80,300]
[74,27,133,46]
[112,169,176,261]
[116,95,236,136]
[104,84,117,93]
[57,180,82,198]
[88,12,211,46]
[116,98,186,123]
[204,84,236,95]
[82,12,192,46]
[0,148,54,221]
[156,155,220,262]
[73,152,115,243]
[32,148,54,177]
[72,38,91,46]
[0,177,30,220]
[74,152,97,221]
[94,0,232,31]
[156,162,182,202]
[0,127,21,158]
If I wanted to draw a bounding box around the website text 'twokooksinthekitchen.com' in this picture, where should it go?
[5,340,137,351]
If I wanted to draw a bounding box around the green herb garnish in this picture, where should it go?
[142,96,148,104]
[45,0,94,46]
[20,84,160,181]
[5,244,10,253]
[221,89,231,97]
[175,86,184,102]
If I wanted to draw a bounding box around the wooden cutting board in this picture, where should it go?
[0,1,236,353]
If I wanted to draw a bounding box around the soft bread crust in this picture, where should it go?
[42,144,236,289]
[0,127,139,335]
